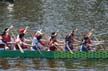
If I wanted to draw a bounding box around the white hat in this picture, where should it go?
[36,29,43,35]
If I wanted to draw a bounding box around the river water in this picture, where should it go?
[0,0,108,71]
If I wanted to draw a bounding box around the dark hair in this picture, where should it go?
[19,33,25,38]
[1,28,9,36]
[51,35,56,39]
[37,35,42,41]
[4,28,8,32]
[51,32,56,36]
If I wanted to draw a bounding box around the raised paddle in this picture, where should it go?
[23,26,29,34]
[6,25,14,33]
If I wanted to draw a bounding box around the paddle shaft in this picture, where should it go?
[11,32,24,53]
[66,44,73,54]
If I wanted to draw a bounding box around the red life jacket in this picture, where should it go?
[48,38,57,51]
[39,41,45,46]
[70,36,75,43]
[86,38,92,44]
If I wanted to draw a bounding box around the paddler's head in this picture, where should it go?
[51,35,56,40]
[51,32,58,37]
[84,32,92,38]
[51,32,56,40]
[1,28,8,36]
[87,32,92,37]
[0,33,5,39]
[35,30,43,37]
[19,28,25,34]
[4,28,8,32]
[51,32,56,35]
[19,33,25,39]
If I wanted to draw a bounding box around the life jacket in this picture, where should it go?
[65,35,73,51]
[3,35,11,42]
[70,34,75,43]
[48,38,57,51]
[79,37,91,51]
[79,43,89,52]
[15,38,27,50]
[84,37,92,46]
[32,35,45,51]
[33,35,45,46]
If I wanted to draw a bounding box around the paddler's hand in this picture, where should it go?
[9,25,14,29]
[74,28,79,32]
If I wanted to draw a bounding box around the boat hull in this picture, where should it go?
[0,51,108,58]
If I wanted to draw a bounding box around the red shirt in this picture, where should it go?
[3,35,11,42]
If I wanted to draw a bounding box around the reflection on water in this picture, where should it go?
[0,59,108,71]
[0,0,108,71]
[7,3,14,17]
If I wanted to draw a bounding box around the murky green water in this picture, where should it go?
[0,59,108,71]
[0,0,108,71]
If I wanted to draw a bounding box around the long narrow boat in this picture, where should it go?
[0,51,108,58]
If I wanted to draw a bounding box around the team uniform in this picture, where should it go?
[31,34,45,51]
[14,33,29,51]
[79,36,92,52]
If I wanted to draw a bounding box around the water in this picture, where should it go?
[0,59,108,71]
[0,0,108,71]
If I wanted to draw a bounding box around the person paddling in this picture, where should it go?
[79,30,95,52]
[1,25,14,50]
[31,30,47,51]
[48,32,64,51]
[14,28,31,51]
[65,29,80,51]
[0,33,8,50]
[3,26,13,41]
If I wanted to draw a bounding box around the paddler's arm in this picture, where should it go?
[73,38,81,43]
[23,42,31,46]
[42,33,49,41]
[57,40,65,44]
[54,42,64,46]
[24,38,32,42]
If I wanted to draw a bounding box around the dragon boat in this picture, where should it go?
[0,50,108,59]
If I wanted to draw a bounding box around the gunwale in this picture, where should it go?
[0,51,108,58]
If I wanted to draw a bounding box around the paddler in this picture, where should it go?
[48,32,64,51]
[31,30,48,51]
[79,30,94,52]
[1,25,14,50]
[0,33,8,50]
[65,28,80,51]
[14,28,31,51]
